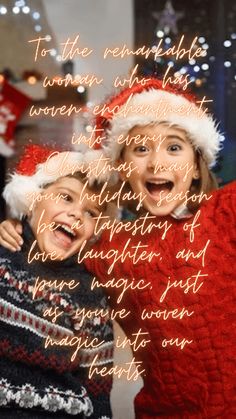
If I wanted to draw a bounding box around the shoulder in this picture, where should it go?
[0,246,25,271]
[200,181,236,222]
[211,180,236,202]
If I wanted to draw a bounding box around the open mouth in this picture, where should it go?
[145,179,174,197]
[53,224,77,249]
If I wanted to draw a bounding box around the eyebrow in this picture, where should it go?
[56,186,102,210]
[55,186,78,196]
[133,134,187,143]
[93,206,102,214]
[165,135,187,143]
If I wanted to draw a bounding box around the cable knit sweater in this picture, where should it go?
[86,181,236,418]
[0,222,113,418]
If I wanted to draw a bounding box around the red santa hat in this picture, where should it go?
[94,78,224,167]
[3,144,111,218]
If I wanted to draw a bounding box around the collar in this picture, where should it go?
[171,204,193,220]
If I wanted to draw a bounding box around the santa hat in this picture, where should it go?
[3,144,111,218]
[94,78,224,167]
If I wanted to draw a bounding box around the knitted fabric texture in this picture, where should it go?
[86,181,236,418]
[0,222,113,419]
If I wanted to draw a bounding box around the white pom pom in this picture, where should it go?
[3,174,41,218]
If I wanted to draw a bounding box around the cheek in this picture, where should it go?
[176,169,194,189]
[84,219,95,240]
[122,149,133,164]
[28,206,43,234]
[129,156,145,171]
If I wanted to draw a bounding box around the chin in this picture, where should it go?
[42,243,72,260]
[145,202,176,217]
[56,247,76,260]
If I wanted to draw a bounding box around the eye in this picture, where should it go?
[167,144,182,152]
[134,145,149,153]
[62,194,73,202]
[84,209,98,218]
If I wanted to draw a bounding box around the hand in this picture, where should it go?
[0,219,23,252]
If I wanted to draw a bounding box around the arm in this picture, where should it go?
[0,219,23,251]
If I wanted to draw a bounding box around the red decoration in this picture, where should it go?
[0,79,31,157]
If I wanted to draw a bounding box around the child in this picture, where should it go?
[88,79,236,418]
[0,145,113,418]
[1,80,236,418]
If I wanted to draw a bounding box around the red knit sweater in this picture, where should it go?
[86,181,236,418]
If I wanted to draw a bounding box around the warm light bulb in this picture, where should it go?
[28,76,37,85]
[195,78,202,86]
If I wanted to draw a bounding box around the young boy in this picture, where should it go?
[0,145,113,418]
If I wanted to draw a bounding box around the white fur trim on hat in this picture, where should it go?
[104,89,224,167]
[3,148,114,219]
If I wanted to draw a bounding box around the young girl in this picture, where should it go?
[1,80,236,418]
[0,145,114,418]
[87,79,236,418]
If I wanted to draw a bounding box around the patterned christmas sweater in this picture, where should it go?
[86,181,236,418]
[0,222,113,419]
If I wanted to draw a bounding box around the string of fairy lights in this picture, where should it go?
[0,0,61,64]
[1,0,235,94]
[0,0,90,98]
[154,31,236,87]
[150,1,236,92]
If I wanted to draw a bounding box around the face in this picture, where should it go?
[29,177,101,259]
[120,124,199,216]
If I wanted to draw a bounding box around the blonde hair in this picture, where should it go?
[187,151,218,212]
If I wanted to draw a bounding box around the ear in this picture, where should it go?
[193,162,200,179]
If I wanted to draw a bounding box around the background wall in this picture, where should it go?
[43,0,134,102]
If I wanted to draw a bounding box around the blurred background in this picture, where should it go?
[0,1,235,416]
[0,0,236,220]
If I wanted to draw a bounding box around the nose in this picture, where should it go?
[147,150,165,172]
[67,204,83,221]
